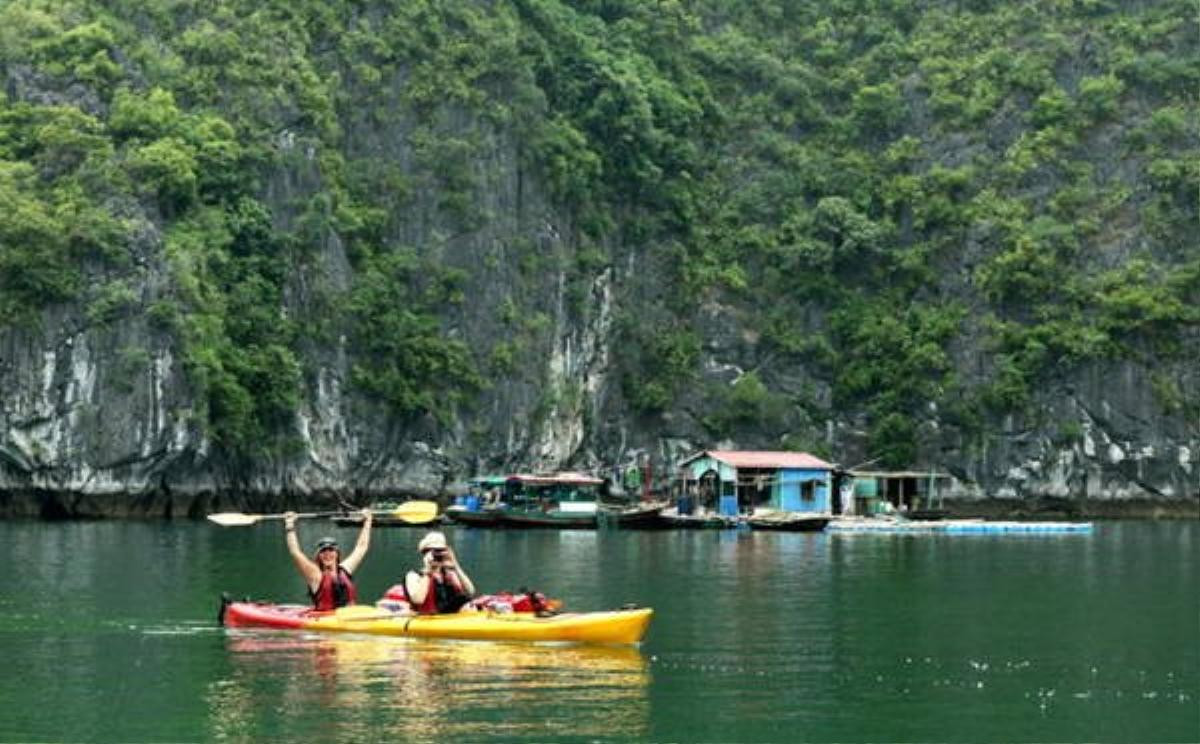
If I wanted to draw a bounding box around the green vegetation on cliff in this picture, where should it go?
[0,0,1195,464]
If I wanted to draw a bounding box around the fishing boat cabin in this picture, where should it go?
[497,472,605,528]
[675,450,835,516]
[505,472,602,508]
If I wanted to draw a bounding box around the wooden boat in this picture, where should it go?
[746,512,830,532]
[669,514,739,529]
[662,508,739,529]
[493,472,605,529]
[598,503,669,529]
[905,508,951,521]
[444,503,505,527]
[444,476,508,527]
[221,599,653,645]
[498,507,597,529]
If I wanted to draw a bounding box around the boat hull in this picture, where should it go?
[497,510,597,529]
[598,504,669,529]
[665,513,739,529]
[221,601,652,644]
[444,506,504,527]
[747,515,830,532]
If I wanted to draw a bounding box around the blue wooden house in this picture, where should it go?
[676,450,835,516]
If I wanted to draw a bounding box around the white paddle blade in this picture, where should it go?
[206,512,263,527]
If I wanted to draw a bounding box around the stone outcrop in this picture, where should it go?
[1,9,1195,520]
[1,238,1194,518]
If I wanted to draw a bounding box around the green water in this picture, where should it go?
[1,520,1196,743]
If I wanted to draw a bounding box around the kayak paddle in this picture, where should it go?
[207,500,440,527]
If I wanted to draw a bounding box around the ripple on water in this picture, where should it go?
[139,621,224,636]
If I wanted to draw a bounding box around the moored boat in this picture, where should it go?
[497,507,598,529]
[661,508,739,529]
[444,503,506,527]
[219,599,653,645]
[598,502,670,529]
[445,476,508,527]
[746,511,830,532]
[494,472,606,529]
[905,509,951,521]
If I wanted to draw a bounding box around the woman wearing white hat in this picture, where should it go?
[402,531,476,614]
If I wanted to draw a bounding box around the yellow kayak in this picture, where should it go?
[221,600,653,645]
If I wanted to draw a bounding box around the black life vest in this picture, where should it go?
[405,569,471,614]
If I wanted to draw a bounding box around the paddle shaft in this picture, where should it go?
[266,511,340,521]
[281,506,436,520]
[207,500,439,527]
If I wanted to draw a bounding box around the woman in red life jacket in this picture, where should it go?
[403,531,476,614]
[283,509,373,611]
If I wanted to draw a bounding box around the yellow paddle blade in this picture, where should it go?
[206,512,263,527]
[388,500,439,524]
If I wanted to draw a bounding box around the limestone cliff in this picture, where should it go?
[0,1,1195,518]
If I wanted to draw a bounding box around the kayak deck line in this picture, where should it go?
[218,596,653,645]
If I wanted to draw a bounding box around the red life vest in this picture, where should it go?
[405,569,470,614]
[310,567,357,610]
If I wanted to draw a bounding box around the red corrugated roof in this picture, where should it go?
[684,450,834,470]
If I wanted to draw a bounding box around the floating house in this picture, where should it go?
[848,469,953,516]
[676,450,835,516]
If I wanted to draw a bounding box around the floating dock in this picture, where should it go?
[828,518,1093,534]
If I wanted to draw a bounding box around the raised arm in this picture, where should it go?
[341,510,373,574]
[442,547,475,596]
[404,570,431,606]
[284,512,321,591]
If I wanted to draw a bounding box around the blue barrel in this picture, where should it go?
[677,495,695,515]
[464,495,481,512]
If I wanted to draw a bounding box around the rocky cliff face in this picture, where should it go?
[0,108,636,516]
[1,191,1194,518]
[928,360,1198,516]
[0,2,1196,519]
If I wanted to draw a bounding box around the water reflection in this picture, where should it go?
[208,633,649,742]
[2,520,1194,743]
